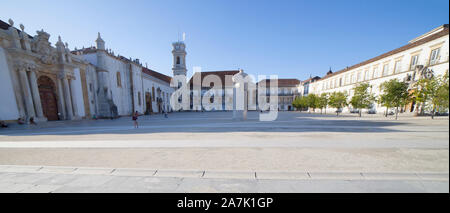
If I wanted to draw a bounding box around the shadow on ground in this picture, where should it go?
[0,111,425,137]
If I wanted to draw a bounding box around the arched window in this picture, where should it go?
[176,56,181,65]
[152,87,155,101]
[116,72,122,87]
[138,92,142,106]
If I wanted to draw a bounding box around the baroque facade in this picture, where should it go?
[0,19,174,122]
[304,24,449,114]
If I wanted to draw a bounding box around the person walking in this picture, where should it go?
[132,111,139,128]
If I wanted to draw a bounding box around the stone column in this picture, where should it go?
[19,69,36,119]
[63,78,74,120]
[28,71,45,120]
[69,79,79,118]
[56,78,66,120]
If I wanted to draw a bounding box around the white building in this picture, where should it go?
[258,79,301,111]
[0,18,174,122]
[307,24,449,114]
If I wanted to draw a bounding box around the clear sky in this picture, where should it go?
[1,0,449,80]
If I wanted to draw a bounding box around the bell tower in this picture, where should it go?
[172,41,187,76]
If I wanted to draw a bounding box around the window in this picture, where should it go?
[394,61,402,74]
[152,87,155,101]
[382,64,389,76]
[429,48,440,65]
[345,74,349,85]
[351,74,355,83]
[357,71,362,82]
[339,78,342,87]
[138,92,141,106]
[410,55,419,70]
[116,72,122,87]
[372,67,378,79]
[176,56,181,65]
[364,70,370,80]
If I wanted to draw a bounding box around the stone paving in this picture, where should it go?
[0,165,448,193]
[0,111,448,192]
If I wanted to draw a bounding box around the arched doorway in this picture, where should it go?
[145,92,152,115]
[38,76,59,121]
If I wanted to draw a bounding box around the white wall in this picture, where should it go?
[308,33,449,114]
[142,75,174,113]
[0,47,19,120]
[72,68,86,117]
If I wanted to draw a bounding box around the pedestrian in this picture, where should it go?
[164,109,168,118]
[0,120,8,128]
[29,117,37,125]
[132,111,139,128]
[17,117,25,125]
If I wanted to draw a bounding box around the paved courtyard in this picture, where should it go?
[0,111,448,192]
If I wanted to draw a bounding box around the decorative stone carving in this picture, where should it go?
[31,30,57,65]
[15,61,37,72]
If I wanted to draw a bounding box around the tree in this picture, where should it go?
[328,91,348,116]
[434,72,449,116]
[317,93,329,114]
[305,94,319,113]
[350,83,376,117]
[413,78,432,116]
[292,96,307,111]
[412,72,449,119]
[379,79,411,120]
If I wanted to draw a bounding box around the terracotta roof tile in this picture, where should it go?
[142,67,172,84]
[258,79,301,87]
[189,70,240,88]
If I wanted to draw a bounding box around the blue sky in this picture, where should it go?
[2,0,449,80]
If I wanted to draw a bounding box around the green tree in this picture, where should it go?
[428,73,449,119]
[292,96,307,111]
[379,79,411,120]
[292,96,301,110]
[434,72,449,115]
[317,93,329,114]
[412,73,449,119]
[413,78,432,116]
[305,94,319,113]
[350,83,376,117]
[328,91,348,116]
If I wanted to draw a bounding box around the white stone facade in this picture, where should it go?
[0,19,173,122]
[305,24,449,114]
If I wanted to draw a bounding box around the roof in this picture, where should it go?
[0,19,33,39]
[0,20,9,30]
[258,79,301,87]
[301,76,321,85]
[189,70,240,88]
[142,67,172,84]
[318,24,449,82]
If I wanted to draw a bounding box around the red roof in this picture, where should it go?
[258,79,301,87]
[142,67,172,84]
[189,70,240,88]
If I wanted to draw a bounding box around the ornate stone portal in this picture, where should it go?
[2,20,83,122]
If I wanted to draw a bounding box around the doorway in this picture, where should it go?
[38,76,59,121]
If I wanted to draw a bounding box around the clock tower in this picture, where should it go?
[172,41,187,77]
